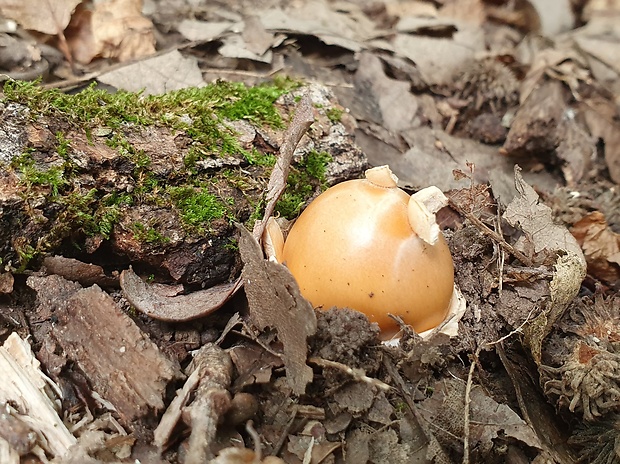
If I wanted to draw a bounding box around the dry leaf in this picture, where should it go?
[527,0,574,36]
[418,378,543,454]
[350,52,418,132]
[392,31,483,85]
[259,0,377,52]
[242,15,274,56]
[503,166,585,266]
[0,0,81,35]
[98,50,205,94]
[581,96,620,184]
[120,267,240,322]
[66,0,155,63]
[177,19,235,42]
[571,211,620,285]
[503,166,586,362]
[64,3,96,64]
[238,225,317,396]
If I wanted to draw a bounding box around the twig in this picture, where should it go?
[155,344,233,461]
[253,93,315,241]
[448,198,534,267]
[245,420,262,464]
[462,305,537,464]
[185,344,233,464]
[308,357,391,392]
[463,347,481,464]
[271,408,298,457]
[484,305,537,347]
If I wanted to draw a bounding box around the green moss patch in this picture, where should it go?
[276,150,332,219]
[0,78,342,272]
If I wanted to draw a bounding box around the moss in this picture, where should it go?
[275,150,332,219]
[131,222,170,245]
[14,239,37,271]
[0,78,326,272]
[11,153,69,197]
[244,148,276,167]
[168,186,228,233]
[3,78,298,169]
[59,189,108,238]
[326,107,344,123]
[55,132,71,158]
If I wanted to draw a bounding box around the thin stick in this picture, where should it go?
[463,347,480,464]
[308,357,391,392]
[253,93,314,241]
[449,198,534,267]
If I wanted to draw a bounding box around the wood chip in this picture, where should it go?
[28,276,182,425]
[43,255,119,288]
[0,333,76,459]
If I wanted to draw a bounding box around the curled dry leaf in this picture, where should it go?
[418,378,543,458]
[120,267,240,322]
[503,166,587,363]
[570,211,620,285]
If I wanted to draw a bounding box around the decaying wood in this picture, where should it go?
[0,332,76,460]
[185,344,233,464]
[42,255,119,288]
[154,344,233,462]
[27,275,182,426]
[0,84,366,289]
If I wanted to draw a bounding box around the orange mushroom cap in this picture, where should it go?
[280,165,455,338]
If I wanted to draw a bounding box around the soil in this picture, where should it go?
[1,1,620,464]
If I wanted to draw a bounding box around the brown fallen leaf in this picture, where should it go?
[570,211,620,285]
[120,267,241,322]
[238,224,317,396]
[581,96,620,184]
[503,166,586,363]
[350,52,418,132]
[0,0,81,35]
[418,378,543,460]
[503,166,585,266]
[66,0,155,64]
[98,50,205,94]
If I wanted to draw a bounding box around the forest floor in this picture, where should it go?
[0,1,620,463]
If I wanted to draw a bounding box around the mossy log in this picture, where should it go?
[0,80,366,285]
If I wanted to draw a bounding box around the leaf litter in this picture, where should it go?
[0,0,620,462]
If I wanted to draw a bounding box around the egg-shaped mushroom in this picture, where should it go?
[279,165,455,338]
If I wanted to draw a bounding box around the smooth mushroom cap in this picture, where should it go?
[281,172,455,338]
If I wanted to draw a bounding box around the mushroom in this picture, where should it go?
[268,165,455,339]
